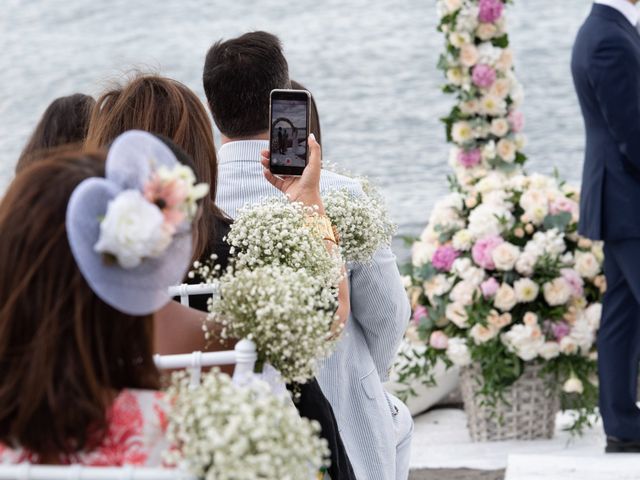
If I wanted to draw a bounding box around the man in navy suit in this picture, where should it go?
[572,0,640,453]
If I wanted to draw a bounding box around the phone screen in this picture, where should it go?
[269,90,310,176]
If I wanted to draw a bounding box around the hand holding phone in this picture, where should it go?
[268,89,311,176]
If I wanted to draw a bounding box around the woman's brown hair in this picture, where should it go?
[16,94,96,173]
[85,75,223,261]
[0,153,159,461]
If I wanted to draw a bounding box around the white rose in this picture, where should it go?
[470,323,499,344]
[490,118,510,137]
[569,317,595,353]
[412,240,436,267]
[446,302,469,328]
[563,377,584,394]
[496,139,517,163]
[453,229,474,251]
[490,78,511,99]
[476,22,498,40]
[460,44,479,67]
[538,342,561,360]
[462,267,486,287]
[515,252,538,277]
[501,324,544,361]
[494,283,517,312]
[452,121,474,143]
[94,190,169,269]
[491,242,520,271]
[584,303,602,330]
[560,336,578,355]
[514,278,540,303]
[452,257,472,277]
[543,278,572,306]
[450,280,478,306]
[574,251,600,278]
[446,338,472,366]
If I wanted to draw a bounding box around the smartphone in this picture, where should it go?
[269,89,311,176]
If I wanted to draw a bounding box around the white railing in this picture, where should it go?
[0,465,196,479]
[167,283,218,306]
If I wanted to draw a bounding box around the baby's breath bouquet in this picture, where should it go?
[323,187,396,263]
[212,266,338,384]
[166,370,330,479]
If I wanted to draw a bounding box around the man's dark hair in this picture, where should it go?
[202,31,290,138]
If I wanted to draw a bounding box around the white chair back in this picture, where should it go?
[167,283,218,307]
[0,465,195,479]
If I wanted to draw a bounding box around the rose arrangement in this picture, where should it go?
[95,163,209,268]
[165,369,330,479]
[398,0,605,434]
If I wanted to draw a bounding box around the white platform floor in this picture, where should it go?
[410,408,640,477]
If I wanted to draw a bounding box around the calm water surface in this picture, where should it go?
[0,0,593,248]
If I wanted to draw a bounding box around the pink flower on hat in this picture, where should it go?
[472,235,504,270]
[472,64,497,88]
[143,174,189,231]
[432,245,460,272]
[459,149,482,168]
[478,0,504,23]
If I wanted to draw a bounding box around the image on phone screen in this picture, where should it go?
[270,96,308,171]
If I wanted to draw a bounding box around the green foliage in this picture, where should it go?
[543,212,572,232]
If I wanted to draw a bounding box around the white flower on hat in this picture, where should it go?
[94,190,171,269]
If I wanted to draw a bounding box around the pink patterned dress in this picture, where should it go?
[0,389,170,466]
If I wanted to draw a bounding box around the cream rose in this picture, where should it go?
[94,190,170,269]
[543,278,572,306]
[489,78,511,99]
[460,43,479,67]
[494,283,517,312]
[514,278,540,303]
[490,118,510,137]
[496,138,517,163]
[491,242,520,271]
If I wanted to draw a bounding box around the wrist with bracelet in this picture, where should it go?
[305,213,340,245]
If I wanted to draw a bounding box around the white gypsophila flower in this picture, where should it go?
[446,302,469,328]
[324,186,396,263]
[446,337,472,366]
[165,370,330,478]
[514,278,539,303]
[543,277,572,307]
[501,324,544,361]
[491,242,520,271]
[210,265,338,384]
[227,198,342,285]
[538,341,561,360]
[494,283,517,312]
[94,189,170,269]
[470,323,499,344]
[574,251,600,279]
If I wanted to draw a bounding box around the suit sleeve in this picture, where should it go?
[591,38,640,172]
[349,244,411,382]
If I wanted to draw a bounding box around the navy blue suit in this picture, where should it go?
[572,4,640,440]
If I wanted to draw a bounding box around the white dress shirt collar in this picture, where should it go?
[217,140,269,164]
[596,0,640,26]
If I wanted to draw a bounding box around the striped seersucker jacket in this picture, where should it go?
[216,140,411,480]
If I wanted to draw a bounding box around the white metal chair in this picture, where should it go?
[167,282,218,307]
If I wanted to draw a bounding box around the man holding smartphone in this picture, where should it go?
[203,31,413,479]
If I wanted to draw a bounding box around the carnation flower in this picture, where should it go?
[478,0,504,23]
[412,241,437,267]
[470,323,499,344]
[432,245,460,271]
[459,148,482,168]
[514,278,539,303]
[560,336,578,355]
[472,64,497,88]
[543,278,572,306]
[452,121,474,143]
[472,235,504,269]
[446,337,472,366]
[496,48,514,71]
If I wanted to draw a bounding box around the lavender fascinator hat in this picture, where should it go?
[66,130,209,316]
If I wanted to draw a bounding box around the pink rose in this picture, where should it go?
[432,245,460,272]
[413,305,428,325]
[472,235,504,270]
[508,111,524,133]
[430,331,449,350]
[459,149,482,168]
[478,0,504,23]
[472,64,497,88]
[561,268,584,297]
[481,277,500,298]
[550,197,578,217]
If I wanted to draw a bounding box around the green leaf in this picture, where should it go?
[543,212,572,232]
[492,34,509,48]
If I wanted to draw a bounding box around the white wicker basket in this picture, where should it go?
[460,363,559,442]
